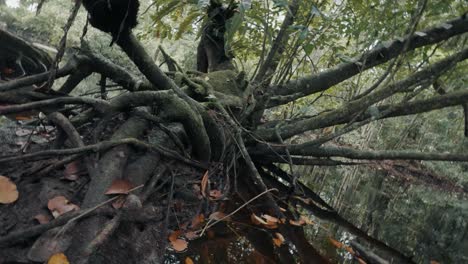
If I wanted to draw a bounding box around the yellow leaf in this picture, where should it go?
[0,176,19,204]
[272,233,285,247]
[185,257,194,264]
[171,239,188,252]
[47,253,70,264]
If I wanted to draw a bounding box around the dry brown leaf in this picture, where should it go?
[300,215,314,225]
[264,223,278,229]
[0,176,19,204]
[63,161,83,181]
[15,113,35,121]
[185,257,194,264]
[289,218,305,226]
[184,231,199,240]
[200,170,209,197]
[34,214,51,224]
[209,211,228,221]
[430,261,441,264]
[262,214,279,224]
[272,233,285,247]
[104,179,133,195]
[209,189,223,199]
[169,230,183,242]
[191,214,205,229]
[47,196,79,218]
[47,253,70,264]
[251,213,268,225]
[170,239,188,252]
[328,237,343,249]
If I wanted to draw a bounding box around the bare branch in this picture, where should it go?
[256,48,468,141]
[0,138,205,168]
[252,144,468,162]
[0,96,110,115]
[253,0,300,87]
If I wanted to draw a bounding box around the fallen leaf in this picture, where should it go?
[185,257,194,264]
[328,237,343,249]
[105,179,133,195]
[184,231,199,240]
[47,196,79,218]
[15,128,33,137]
[328,236,355,255]
[0,175,19,204]
[300,215,314,225]
[34,214,51,224]
[209,189,223,199]
[209,211,228,221]
[289,218,305,226]
[169,230,183,242]
[251,213,268,225]
[200,171,209,197]
[191,214,205,228]
[170,239,188,252]
[47,253,70,264]
[264,223,278,229]
[272,233,285,247]
[63,161,84,181]
[31,134,48,144]
[262,214,279,224]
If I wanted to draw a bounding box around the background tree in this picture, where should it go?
[0,0,467,263]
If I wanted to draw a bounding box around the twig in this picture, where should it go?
[199,188,277,236]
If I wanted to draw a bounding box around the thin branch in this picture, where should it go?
[0,59,77,92]
[252,144,468,162]
[256,48,468,141]
[253,0,300,87]
[45,0,82,89]
[0,138,206,168]
[0,96,111,115]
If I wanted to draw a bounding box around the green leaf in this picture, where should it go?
[175,9,202,40]
[152,0,182,24]
[225,10,244,54]
[303,43,314,55]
